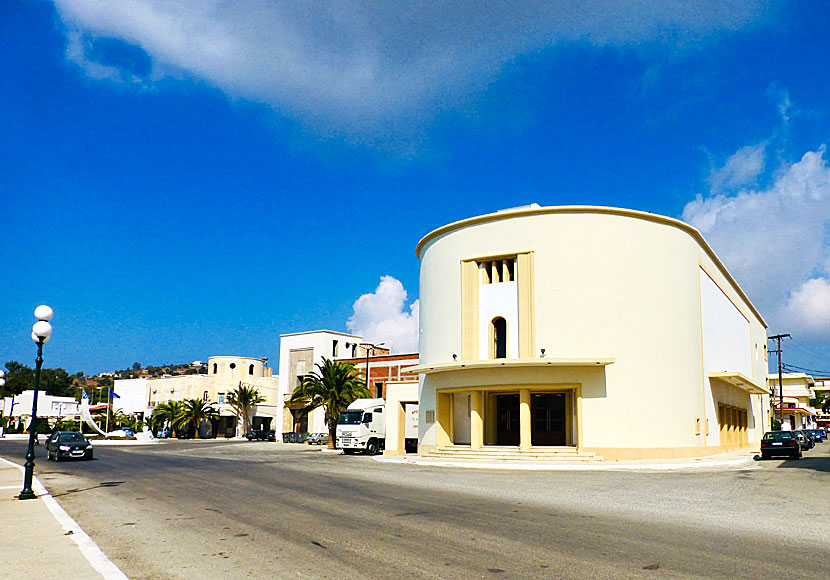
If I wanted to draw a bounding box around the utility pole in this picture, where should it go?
[769,333,791,429]
[363,342,385,398]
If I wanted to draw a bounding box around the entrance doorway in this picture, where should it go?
[532,393,566,446]
[496,394,519,445]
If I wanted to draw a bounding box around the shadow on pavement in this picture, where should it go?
[773,455,830,473]
[51,481,125,497]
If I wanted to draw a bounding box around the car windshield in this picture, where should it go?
[763,432,794,441]
[58,433,87,443]
[338,410,363,425]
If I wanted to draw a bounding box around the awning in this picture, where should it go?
[775,406,816,416]
[403,357,615,375]
[709,372,770,395]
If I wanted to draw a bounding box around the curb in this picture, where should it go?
[372,455,757,471]
[0,457,129,580]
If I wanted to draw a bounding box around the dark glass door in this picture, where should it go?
[531,393,566,446]
[496,395,520,445]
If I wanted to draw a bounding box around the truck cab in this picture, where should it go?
[336,398,386,455]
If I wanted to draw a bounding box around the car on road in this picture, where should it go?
[760,431,801,459]
[794,430,812,451]
[246,429,275,441]
[46,431,94,461]
[307,432,330,446]
[156,427,172,438]
[809,429,824,442]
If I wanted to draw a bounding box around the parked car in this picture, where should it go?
[46,431,94,461]
[156,427,172,439]
[245,429,275,441]
[794,430,812,451]
[809,429,824,442]
[106,428,134,438]
[760,431,801,459]
[307,432,330,446]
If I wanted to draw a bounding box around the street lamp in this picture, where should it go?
[19,305,53,501]
[364,342,385,398]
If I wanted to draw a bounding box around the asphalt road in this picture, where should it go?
[2,438,830,580]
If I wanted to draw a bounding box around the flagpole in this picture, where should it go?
[105,389,110,434]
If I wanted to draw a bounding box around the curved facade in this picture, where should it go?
[413,205,770,460]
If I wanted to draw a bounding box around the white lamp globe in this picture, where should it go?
[34,305,54,321]
[32,320,52,341]
[0,370,5,378]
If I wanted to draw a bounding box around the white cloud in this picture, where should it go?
[53,0,770,140]
[682,145,830,339]
[347,276,419,353]
[707,142,766,194]
[784,278,830,338]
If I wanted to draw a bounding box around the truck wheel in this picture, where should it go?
[366,439,379,456]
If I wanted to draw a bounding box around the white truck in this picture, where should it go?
[336,398,386,455]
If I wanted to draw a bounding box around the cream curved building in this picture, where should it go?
[409,205,771,460]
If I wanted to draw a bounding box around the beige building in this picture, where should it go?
[767,373,818,431]
[408,205,770,461]
[118,355,279,437]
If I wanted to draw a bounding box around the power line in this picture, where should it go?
[783,363,830,376]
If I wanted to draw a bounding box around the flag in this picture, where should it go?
[82,389,89,400]
[109,389,120,399]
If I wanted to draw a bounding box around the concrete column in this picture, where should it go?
[519,389,531,450]
[470,391,484,450]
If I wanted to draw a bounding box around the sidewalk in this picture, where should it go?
[374,448,761,470]
[0,457,128,579]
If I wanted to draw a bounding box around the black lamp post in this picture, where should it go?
[19,305,53,501]
[0,370,6,437]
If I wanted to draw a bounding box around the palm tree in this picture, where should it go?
[153,401,185,437]
[227,385,265,436]
[289,358,369,449]
[176,398,219,439]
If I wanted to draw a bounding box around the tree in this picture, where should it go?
[289,358,369,449]
[227,386,265,436]
[132,362,142,370]
[175,398,218,439]
[153,401,185,437]
[2,361,76,398]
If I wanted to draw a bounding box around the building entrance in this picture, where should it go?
[531,393,566,446]
[496,394,519,445]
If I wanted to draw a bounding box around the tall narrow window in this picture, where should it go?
[332,340,339,357]
[212,363,217,374]
[491,317,507,359]
[249,364,254,375]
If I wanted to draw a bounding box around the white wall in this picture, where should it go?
[478,280,519,359]
[112,378,150,415]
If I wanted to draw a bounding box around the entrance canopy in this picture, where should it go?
[709,372,770,395]
[403,357,615,376]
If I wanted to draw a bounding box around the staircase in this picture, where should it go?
[427,445,603,463]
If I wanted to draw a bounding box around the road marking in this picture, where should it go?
[0,457,129,580]
[0,484,21,490]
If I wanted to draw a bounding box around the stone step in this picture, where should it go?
[439,445,589,455]
[428,452,604,462]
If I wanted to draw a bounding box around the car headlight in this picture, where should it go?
[59,445,71,451]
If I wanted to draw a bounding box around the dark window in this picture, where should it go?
[229,363,236,370]
[203,391,209,401]
[375,382,383,398]
[249,364,254,375]
[492,317,507,359]
[213,363,217,374]
[332,340,339,357]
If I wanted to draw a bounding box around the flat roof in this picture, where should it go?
[709,372,770,395]
[280,329,362,339]
[415,205,766,327]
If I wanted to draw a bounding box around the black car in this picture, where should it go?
[46,431,93,461]
[760,431,801,459]
[246,429,275,441]
[795,430,814,450]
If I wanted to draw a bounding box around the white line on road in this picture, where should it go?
[0,457,129,580]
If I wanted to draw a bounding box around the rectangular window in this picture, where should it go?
[332,340,339,357]
[478,257,516,284]
[203,391,209,401]
[375,382,383,398]
[218,393,226,404]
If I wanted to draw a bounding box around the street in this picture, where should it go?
[1,439,829,580]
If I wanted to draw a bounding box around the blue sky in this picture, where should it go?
[2,1,829,376]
